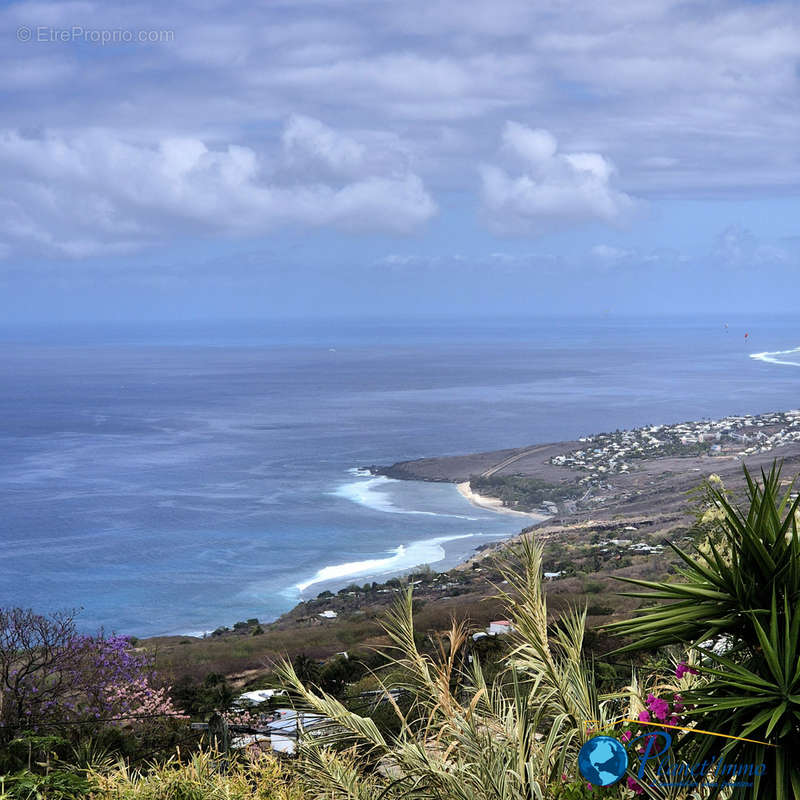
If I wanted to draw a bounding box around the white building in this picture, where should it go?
[234,688,287,708]
[487,620,514,636]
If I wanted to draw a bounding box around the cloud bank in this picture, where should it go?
[0,117,436,258]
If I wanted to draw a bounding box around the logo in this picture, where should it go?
[578,722,771,791]
[578,736,628,786]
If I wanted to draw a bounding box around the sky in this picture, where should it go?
[1,0,799,322]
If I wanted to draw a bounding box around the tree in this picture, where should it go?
[318,656,356,696]
[0,608,183,743]
[291,653,320,687]
[0,608,84,740]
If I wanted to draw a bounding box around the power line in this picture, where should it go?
[0,712,188,729]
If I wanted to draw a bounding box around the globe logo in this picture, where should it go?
[578,735,628,786]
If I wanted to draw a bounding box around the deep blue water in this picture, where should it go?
[1,316,798,636]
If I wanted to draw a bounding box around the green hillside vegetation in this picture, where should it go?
[469,474,577,510]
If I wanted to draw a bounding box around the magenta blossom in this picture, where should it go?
[646,693,671,722]
[675,662,699,679]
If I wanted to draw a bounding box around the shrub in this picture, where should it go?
[88,749,302,800]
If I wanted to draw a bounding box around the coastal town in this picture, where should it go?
[550,409,800,483]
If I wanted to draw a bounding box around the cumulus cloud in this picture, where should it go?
[0,118,436,258]
[480,122,636,235]
[5,0,795,195]
[281,115,367,178]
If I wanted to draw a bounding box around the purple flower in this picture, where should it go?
[676,662,699,679]
[646,693,670,722]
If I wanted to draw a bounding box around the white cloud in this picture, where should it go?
[590,244,633,263]
[480,122,636,235]
[3,0,795,195]
[713,225,791,269]
[0,119,437,258]
[281,115,367,177]
[0,0,797,270]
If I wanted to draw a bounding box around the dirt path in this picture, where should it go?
[481,444,552,477]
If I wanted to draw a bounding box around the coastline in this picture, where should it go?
[456,481,550,521]
[293,476,538,598]
[160,477,530,638]
[146,408,800,676]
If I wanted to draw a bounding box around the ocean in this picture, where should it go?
[0,315,798,636]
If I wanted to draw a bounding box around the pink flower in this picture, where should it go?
[675,662,699,679]
[638,710,651,723]
[621,730,633,743]
[646,693,670,722]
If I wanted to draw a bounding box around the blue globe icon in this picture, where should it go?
[578,736,628,786]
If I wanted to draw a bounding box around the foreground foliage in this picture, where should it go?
[277,538,629,800]
[609,464,800,798]
[87,750,302,800]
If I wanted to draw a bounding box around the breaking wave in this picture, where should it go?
[333,470,477,520]
[295,533,476,592]
[750,347,800,367]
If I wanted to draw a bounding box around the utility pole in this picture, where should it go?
[207,712,230,757]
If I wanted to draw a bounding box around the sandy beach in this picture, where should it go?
[456,481,550,521]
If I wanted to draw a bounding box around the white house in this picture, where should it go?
[234,689,287,708]
[487,620,514,636]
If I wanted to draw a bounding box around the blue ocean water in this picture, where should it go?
[0,316,798,636]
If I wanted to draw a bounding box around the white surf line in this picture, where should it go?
[751,347,800,367]
[295,533,477,592]
[333,472,478,520]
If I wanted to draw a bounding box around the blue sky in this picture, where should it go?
[1,0,798,321]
